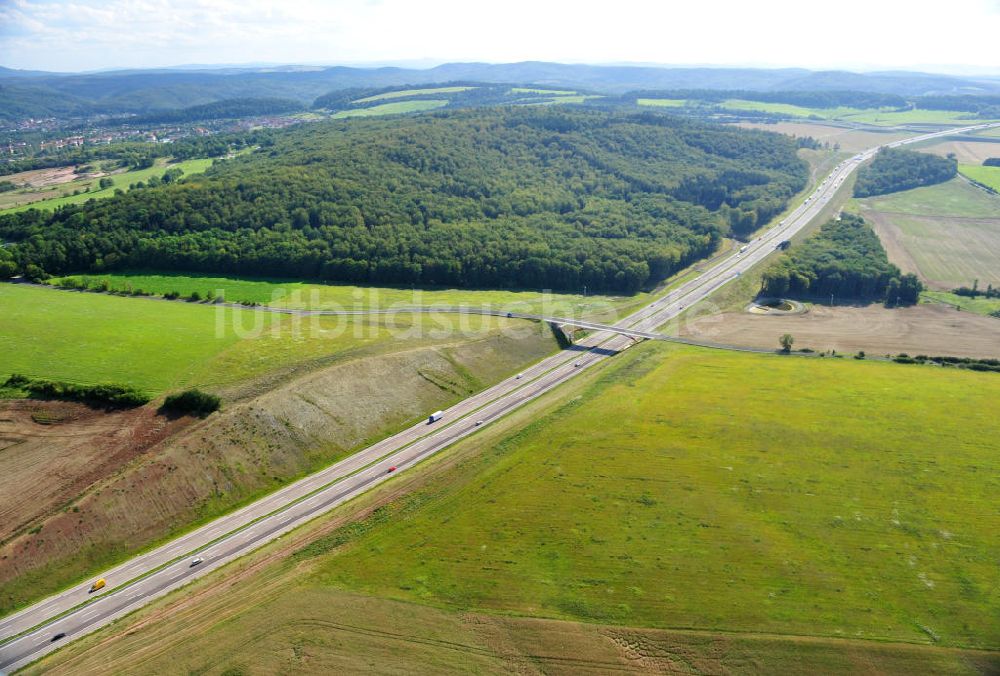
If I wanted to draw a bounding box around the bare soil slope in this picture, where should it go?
[0,402,195,544]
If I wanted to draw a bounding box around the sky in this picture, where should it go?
[1,0,1000,74]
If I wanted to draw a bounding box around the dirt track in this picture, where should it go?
[681,303,999,358]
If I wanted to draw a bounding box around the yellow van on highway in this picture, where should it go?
[89,578,106,593]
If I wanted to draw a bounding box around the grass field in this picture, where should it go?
[840,109,985,127]
[722,100,987,127]
[0,158,213,213]
[858,178,1000,289]
[959,164,1000,192]
[645,98,991,127]
[309,343,1000,648]
[352,86,475,103]
[636,98,687,107]
[721,99,870,119]
[510,87,578,95]
[46,272,650,322]
[332,99,449,118]
[27,342,1000,673]
[543,95,603,104]
[0,283,562,615]
[0,284,528,395]
[922,291,1000,316]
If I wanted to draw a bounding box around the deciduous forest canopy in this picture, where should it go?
[853,147,957,197]
[760,214,922,304]
[0,108,807,292]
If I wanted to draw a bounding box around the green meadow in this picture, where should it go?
[960,164,1000,192]
[636,98,687,107]
[510,87,578,95]
[922,291,1000,316]
[47,272,649,320]
[310,342,1000,649]
[332,100,449,118]
[636,97,991,127]
[352,86,475,103]
[0,284,521,394]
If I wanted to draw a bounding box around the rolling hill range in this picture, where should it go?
[3,62,1000,121]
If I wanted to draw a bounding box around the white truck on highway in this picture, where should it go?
[428,411,444,423]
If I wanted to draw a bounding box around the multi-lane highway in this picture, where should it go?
[1,121,996,673]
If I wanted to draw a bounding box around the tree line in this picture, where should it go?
[760,214,922,305]
[853,148,956,197]
[0,108,807,294]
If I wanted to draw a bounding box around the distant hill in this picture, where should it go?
[3,62,1000,122]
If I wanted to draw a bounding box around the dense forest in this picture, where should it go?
[760,214,922,304]
[124,98,303,125]
[853,148,956,197]
[0,108,807,293]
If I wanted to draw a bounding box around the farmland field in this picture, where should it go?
[959,163,1000,192]
[635,98,687,107]
[720,99,870,119]
[0,282,561,614]
[0,158,213,213]
[0,283,541,394]
[510,87,578,95]
[46,272,650,322]
[922,291,1000,316]
[352,86,475,103]
[736,121,912,152]
[857,178,1000,290]
[332,99,449,118]
[664,99,989,126]
[725,101,987,127]
[680,302,1000,358]
[916,138,1000,165]
[27,342,1000,674]
[307,343,1000,647]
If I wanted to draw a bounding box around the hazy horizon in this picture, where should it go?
[2,0,999,75]
[4,59,1000,79]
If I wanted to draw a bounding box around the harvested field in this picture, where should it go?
[680,303,1000,358]
[857,178,1000,290]
[863,210,1000,290]
[918,138,1000,165]
[29,585,1000,676]
[736,121,912,152]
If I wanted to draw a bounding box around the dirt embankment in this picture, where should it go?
[682,303,1000,358]
[0,402,195,545]
[0,324,556,613]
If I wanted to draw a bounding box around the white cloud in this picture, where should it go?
[1,0,999,72]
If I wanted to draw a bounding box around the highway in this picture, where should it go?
[1,120,996,673]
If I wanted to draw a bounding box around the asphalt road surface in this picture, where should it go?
[1,121,996,673]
